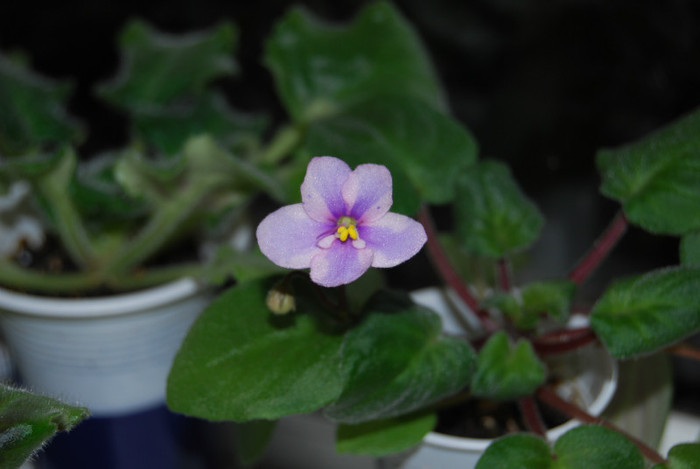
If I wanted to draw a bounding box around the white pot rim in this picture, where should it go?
[0,277,202,318]
[422,358,619,451]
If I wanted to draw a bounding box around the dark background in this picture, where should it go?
[2,0,699,411]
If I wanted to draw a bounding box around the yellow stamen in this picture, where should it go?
[335,216,359,242]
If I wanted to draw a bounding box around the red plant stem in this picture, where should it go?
[536,387,666,465]
[666,343,700,361]
[519,396,547,436]
[498,258,511,291]
[532,327,598,355]
[568,211,628,284]
[418,206,498,332]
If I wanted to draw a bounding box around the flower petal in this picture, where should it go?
[300,156,351,222]
[342,163,393,223]
[256,204,333,269]
[310,242,374,287]
[360,213,427,268]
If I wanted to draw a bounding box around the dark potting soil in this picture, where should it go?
[435,398,570,439]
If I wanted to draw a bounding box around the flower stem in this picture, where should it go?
[519,396,547,436]
[568,210,628,284]
[666,343,700,361]
[259,124,304,166]
[418,205,498,333]
[497,258,511,291]
[532,327,598,355]
[536,386,666,465]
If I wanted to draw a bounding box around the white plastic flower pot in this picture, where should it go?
[0,278,211,416]
[377,288,619,469]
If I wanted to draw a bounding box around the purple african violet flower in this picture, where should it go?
[256,156,427,287]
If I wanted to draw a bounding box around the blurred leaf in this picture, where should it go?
[591,266,700,358]
[306,96,477,215]
[265,1,446,123]
[336,411,435,457]
[325,291,475,423]
[0,383,89,469]
[98,20,237,108]
[475,433,551,469]
[471,331,545,400]
[205,246,286,285]
[0,54,83,155]
[552,426,643,469]
[482,280,576,329]
[167,279,346,421]
[72,153,146,222]
[475,426,644,469]
[597,107,700,235]
[235,420,277,465]
[455,159,543,258]
[133,92,268,156]
[680,232,700,266]
[653,443,700,469]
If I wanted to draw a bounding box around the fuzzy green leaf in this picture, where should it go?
[0,54,83,155]
[521,280,576,323]
[591,266,700,358]
[98,20,237,108]
[551,425,644,469]
[166,279,346,421]
[264,1,446,123]
[325,291,475,423]
[653,443,700,469]
[476,426,644,469]
[475,433,551,469]
[597,107,700,235]
[455,159,544,258]
[336,411,436,457]
[0,383,88,469]
[680,232,700,266]
[471,331,546,400]
[305,96,477,215]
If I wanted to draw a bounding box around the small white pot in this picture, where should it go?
[0,278,211,416]
[380,288,619,469]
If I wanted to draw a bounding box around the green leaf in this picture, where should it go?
[590,266,700,358]
[133,92,268,155]
[597,107,700,235]
[98,20,237,108]
[471,331,546,400]
[552,425,644,469]
[235,420,277,465]
[264,1,446,123]
[0,383,89,469]
[0,54,83,155]
[455,159,544,258]
[482,280,576,329]
[680,232,700,266]
[653,443,700,469]
[336,411,436,457]
[475,426,644,469]
[205,246,286,285]
[521,280,576,323]
[305,96,477,215]
[166,279,346,421]
[324,291,476,423]
[475,433,552,469]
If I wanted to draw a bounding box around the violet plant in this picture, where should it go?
[1,2,699,468]
[165,3,700,468]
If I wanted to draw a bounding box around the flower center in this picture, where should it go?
[335,216,358,242]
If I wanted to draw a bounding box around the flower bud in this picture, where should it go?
[266,284,296,315]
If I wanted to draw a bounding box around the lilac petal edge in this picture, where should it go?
[342,163,393,224]
[300,156,351,222]
[309,242,374,287]
[256,204,332,269]
[360,212,427,268]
